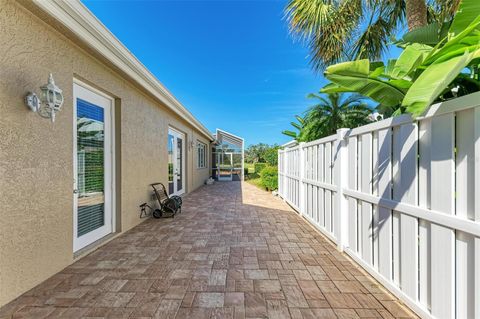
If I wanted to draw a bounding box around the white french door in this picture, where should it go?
[73,82,114,252]
[168,127,186,196]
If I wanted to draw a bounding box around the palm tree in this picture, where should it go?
[406,0,428,30]
[284,0,460,72]
[301,93,372,141]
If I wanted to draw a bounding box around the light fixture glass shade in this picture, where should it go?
[40,74,63,110]
[25,74,64,122]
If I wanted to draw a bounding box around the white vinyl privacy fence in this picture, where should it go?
[278,92,480,319]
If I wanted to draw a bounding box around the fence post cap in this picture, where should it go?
[336,128,349,139]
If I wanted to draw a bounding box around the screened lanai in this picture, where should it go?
[212,129,244,181]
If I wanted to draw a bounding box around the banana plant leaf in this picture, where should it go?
[389,79,413,90]
[401,12,480,117]
[425,16,480,65]
[383,59,397,77]
[294,115,305,125]
[429,33,480,64]
[403,49,480,116]
[387,43,432,79]
[319,83,352,93]
[290,121,302,130]
[449,0,480,37]
[398,22,450,46]
[281,130,298,138]
[324,59,406,107]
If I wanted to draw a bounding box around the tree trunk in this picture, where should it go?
[405,0,428,31]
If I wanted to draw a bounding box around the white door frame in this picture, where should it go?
[168,127,186,196]
[73,81,115,252]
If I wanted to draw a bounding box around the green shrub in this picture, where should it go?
[245,172,259,181]
[254,162,267,173]
[244,162,254,174]
[260,166,278,191]
[263,146,280,166]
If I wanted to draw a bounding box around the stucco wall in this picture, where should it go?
[0,0,211,307]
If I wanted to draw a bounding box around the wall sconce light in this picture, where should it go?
[190,140,195,149]
[25,73,64,122]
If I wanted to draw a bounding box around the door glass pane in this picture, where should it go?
[77,99,105,237]
[177,137,183,191]
[219,153,232,178]
[232,153,242,181]
[233,154,242,168]
[212,152,219,179]
[168,134,174,194]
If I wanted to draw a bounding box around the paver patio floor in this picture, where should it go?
[0,182,416,319]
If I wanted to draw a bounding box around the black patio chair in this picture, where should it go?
[150,182,182,218]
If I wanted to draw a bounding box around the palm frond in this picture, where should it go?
[297,92,374,141]
[284,0,334,41]
[285,0,363,72]
[427,0,460,23]
[349,1,405,61]
[339,93,368,106]
[285,0,460,73]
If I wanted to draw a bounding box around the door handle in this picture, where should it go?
[73,189,79,194]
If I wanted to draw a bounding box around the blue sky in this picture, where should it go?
[83,0,398,146]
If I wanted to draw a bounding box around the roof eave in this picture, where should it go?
[30,0,214,141]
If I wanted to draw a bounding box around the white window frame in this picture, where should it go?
[197,141,207,169]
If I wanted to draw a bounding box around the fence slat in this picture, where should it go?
[376,128,392,280]
[396,123,418,301]
[348,136,358,252]
[455,108,478,319]
[305,144,311,217]
[325,142,332,233]
[313,145,318,223]
[418,118,431,310]
[304,145,307,215]
[372,133,379,269]
[430,114,455,319]
[475,107,480,319]
[360,133,373,265]
[319,144,325,227]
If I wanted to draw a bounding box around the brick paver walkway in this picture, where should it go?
[0,182,416,318]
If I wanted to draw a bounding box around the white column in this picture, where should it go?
[335,128,349,252]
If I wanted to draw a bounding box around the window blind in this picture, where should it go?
[77,98,105,237]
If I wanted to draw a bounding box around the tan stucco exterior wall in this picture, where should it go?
[0,0,211,307]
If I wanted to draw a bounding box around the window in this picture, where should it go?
[197,141,207,168]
